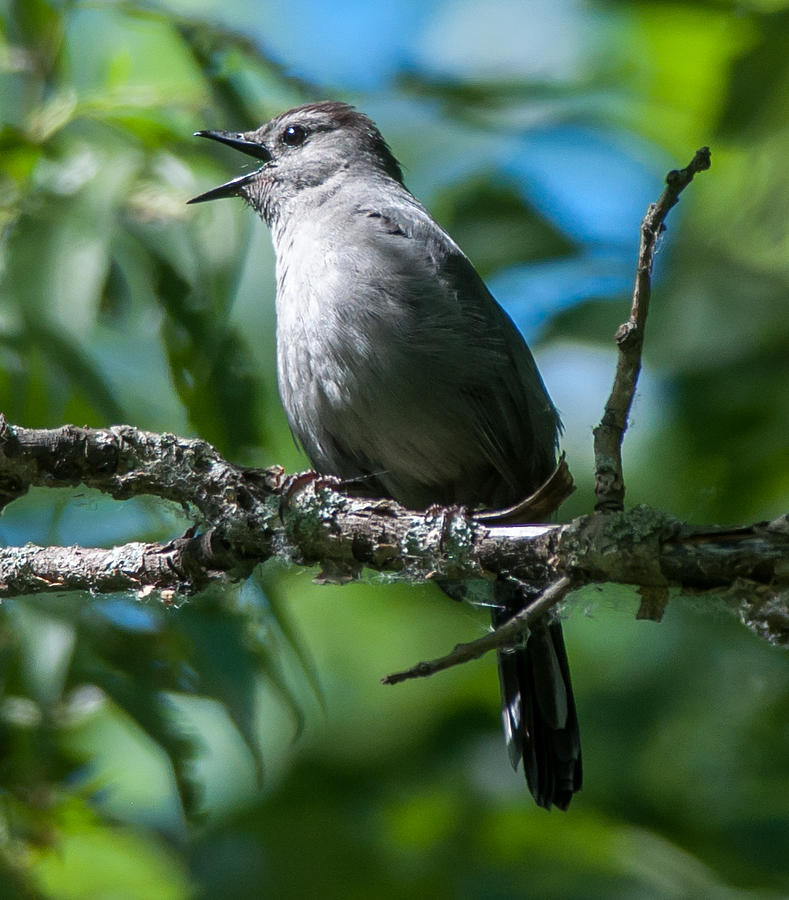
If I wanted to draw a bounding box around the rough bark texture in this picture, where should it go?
[1,419,786,645]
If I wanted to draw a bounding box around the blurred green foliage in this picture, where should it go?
[1,0,788,897]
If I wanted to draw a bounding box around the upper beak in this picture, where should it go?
[187,130,272,204]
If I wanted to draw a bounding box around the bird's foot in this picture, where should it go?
[278,470,343,517]
[424,502,468,519]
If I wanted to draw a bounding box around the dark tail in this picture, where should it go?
[493,581,582,810]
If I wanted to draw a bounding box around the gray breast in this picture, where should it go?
[272,184,559,510]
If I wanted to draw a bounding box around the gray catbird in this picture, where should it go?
[189,101,582,810]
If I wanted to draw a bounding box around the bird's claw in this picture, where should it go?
[279,470,343,518]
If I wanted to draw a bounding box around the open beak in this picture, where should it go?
[187,130,272,204]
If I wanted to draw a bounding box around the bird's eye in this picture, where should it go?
[281,124,308,147]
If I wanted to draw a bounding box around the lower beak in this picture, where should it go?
[187,129,272,204]
[187,171,261,204]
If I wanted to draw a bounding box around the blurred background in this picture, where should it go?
[1,0,788,897]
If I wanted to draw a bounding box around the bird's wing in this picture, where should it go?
[355,195,560,504]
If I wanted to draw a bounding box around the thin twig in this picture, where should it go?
[381,576,575,685]
[593,148,711,512]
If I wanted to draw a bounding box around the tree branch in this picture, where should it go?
[0,417,283,521]
[593,148,711,512]
[1,419,787,644]
[381,577,574,684]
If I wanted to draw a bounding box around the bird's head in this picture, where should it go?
[188,101,403,221]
